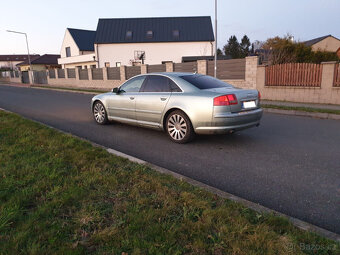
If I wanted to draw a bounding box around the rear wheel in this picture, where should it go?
[166,110,194,143]
[93,101,108,125]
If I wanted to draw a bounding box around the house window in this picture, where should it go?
[66,47,71,57]
[126,31,133,39]
[146,30,153,39]
[116,62,121,67]
[105,62,110,67]
[90,65,96,69]
[173,30,179,38]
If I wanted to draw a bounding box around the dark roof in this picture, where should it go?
[68,28,96,51]
[95,16,214,44]
[303,35,340,46]
[0,54,40,62]
[17,54,60,66]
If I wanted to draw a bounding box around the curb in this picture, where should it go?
[1,107,340,242]
[263,108,340,120]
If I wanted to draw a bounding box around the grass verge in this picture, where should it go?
[0,111,339,254]
[262,104,340,115]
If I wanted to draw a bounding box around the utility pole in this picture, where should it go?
[214,0,217,78]
[6,30,33,77]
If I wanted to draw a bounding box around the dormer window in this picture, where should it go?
[173,30,179,38]
[126,30,133,39]
[146,30,153,39]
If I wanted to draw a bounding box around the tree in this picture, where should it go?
[217,48,223,56]
[240,35,251,57]
[223,35,241,58]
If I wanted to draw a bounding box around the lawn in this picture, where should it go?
[0,111,339,254]
[262,104,340,115]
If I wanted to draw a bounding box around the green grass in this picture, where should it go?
[0,111,339,254]
[31,85,108,94]
[262,104,340,115]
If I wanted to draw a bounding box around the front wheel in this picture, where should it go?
[93,101,108,125]
[166,110,195,144]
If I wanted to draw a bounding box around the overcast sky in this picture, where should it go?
[0,0,339,55]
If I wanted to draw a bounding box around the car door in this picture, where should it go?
[136,75,172,128]
[107,75,146,124]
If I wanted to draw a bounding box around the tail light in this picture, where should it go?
[258,91,261,101]
[213,94,238,106]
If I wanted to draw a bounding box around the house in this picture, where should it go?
[17,54,61,71]
[94,16,215,67]
[57,28,97,69]
[0,54,40,70]
[303,35,340,52]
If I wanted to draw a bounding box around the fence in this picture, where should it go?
[334,63,340,87]
[107,67,120,80]
[147,64,166,73]
[126,66,141,79]
[207,59,246,79]
[67,68,76,79]
[49,69,56,79]
[57,69,65,79]
[79,69,89,80]
[174,62,197,72]
[265,63,322,87]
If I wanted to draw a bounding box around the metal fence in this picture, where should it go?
[67,68,76,79]
[57,69,65,78]
[107,67,120,80]
[126,66,141,79]
[33,71,47,84]
[92,68,103,80]
[334,63,340,87]
[174,62,197,73]
[265,63,322,87]
[207,59,246,79]
[49,69,56,79]
[147,64,166,73]
[79,69,89,80]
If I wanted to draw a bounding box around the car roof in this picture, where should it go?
[144,72,199,77]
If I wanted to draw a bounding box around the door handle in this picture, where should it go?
[129,97,135,100]
[160,97,167,101]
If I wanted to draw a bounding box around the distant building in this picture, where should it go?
[17,54,61,71]
[58,28,96,69]
[303,35,340,52]
[0,54,39,70]
[58,16,215,68]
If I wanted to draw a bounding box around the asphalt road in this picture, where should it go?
[1,84,339,234]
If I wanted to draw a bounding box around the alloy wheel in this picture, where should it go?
[167,114,187,141]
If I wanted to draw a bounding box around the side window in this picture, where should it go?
[169,80,182,92]
[142,75,172,92]
[120,76,146,93]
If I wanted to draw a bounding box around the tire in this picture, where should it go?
[166,110,195,144]
[93,101,108,125]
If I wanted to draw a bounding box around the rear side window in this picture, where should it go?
[142,75,171,92]
[180,74,233,90]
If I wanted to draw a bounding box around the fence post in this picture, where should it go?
[120,66,126,81]
[75,68,80,81]
[197,60,207,75]
[165,62,174,72]
[141,64,148,74]
[88,68,93,81]
[245,56,258,89]
[28,71,34,84]
[102,67,108,81]
[320,61,337,104]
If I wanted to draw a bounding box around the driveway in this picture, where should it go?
[0,84,339,234]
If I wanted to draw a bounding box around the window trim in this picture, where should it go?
[65,47,71,57]
[119,75,147,93]
[139,74,183,93]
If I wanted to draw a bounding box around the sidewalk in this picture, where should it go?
[261,100,340,111]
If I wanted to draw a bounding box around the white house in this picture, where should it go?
[57,28,97,69]
[94,16,215,67]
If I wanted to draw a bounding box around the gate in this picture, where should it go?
[33,71,47,84]
[22,71,30,84]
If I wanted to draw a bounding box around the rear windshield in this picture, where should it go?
[180,75,233,90]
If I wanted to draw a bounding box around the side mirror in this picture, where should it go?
[112,87,119,93]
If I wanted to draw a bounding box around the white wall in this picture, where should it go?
[60,29,80,58]
[96,41,214,67]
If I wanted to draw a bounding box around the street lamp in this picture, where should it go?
[6,30,33,72]
[214,0,217,78]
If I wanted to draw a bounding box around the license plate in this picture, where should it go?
[243,101,256,109]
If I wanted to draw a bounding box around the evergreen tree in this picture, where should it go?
[223,35,241,58]
[217,48,223,56]
[240,35,251,57]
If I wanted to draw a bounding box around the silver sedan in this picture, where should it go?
[91,72,263,143]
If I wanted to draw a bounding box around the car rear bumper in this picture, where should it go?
[195,108,263,134]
